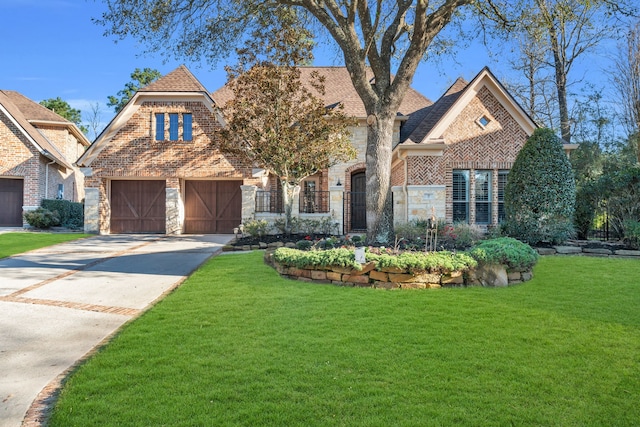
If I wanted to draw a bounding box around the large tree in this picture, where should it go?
[219,12,356,232]
[40,97,88,134]
[107,67,162,113]
[508,0,637,143]
[612,19,640,163]
[97,0,511,242]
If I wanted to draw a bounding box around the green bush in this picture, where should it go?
[503,128,576,245]
[41,199,83,229]
[623,220,640,250]
[468,237,539,271]
[295,239,313,251]
[273,247,477,274]
[24,208,61,229]
[274,247,361,270]
[438,222,483,250]
[598,166,640,239]
[367,251,476,274]
[243,219,270,237]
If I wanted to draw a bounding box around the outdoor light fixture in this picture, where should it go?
[336,179,342,186]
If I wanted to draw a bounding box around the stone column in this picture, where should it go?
[329,185,344,235]
[241,185,257,223]
[84,187,100,234]
[391,186,406,225]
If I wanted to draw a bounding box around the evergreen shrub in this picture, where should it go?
[503,128,576,245]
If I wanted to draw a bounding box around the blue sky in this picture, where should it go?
[0,0,617,139]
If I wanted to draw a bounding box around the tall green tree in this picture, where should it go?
[107,67,162,113]
[97,0,513,243]
[39,97,88,134]
[219,10,356,233]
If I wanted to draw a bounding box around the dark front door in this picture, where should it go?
[111,180,166,233]
[0,178,23,226]
[184,180,242,233]
[350,172,366,231]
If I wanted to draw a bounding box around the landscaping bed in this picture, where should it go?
[265,237,539,288]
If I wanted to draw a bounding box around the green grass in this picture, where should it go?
[49,253,640,426]
[0,232,90,258]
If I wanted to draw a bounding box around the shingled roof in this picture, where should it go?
[139,65,209,93]
[402,77,469,145]
[0,90,78,169]
[211,66,433,141]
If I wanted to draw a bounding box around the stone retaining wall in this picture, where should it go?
[264,250,532,289]
[536,244,640,258]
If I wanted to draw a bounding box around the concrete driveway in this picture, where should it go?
[0,234,233,427]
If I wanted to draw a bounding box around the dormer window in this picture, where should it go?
[477,115,491,129]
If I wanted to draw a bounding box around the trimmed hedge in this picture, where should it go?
[503,128,575,245]
[41,199,84,229]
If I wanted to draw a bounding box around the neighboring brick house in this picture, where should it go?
[0,91,90,227]
[78,65,576,235]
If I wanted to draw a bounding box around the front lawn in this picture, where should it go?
[0,232,90,259]
[49,253,640,426]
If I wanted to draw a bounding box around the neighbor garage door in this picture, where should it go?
[0,178,23,227]
[111,180,166,233]
[184,180,242,233]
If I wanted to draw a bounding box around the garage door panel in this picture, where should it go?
[111,180,166,233]
[184,180,241,234]
[0,178,23,227]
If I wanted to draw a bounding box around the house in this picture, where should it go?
[0,91,90,227]
[78,65,575,235]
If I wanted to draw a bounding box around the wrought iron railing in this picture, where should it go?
[255,190,283,213]
[299,190,330,214]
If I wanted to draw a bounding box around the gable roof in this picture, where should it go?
[78,65,223,167]
[211,66,433,135]
[139,65,210,93]
[0,90,89,169]
[401,67,537,147]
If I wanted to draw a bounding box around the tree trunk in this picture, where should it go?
[281,180,300,235]
[365,111,396,244]
[548,20,571,143]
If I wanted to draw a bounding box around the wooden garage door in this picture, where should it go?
[184,180,242,234]
[111,180,166,233]
[0,178,23,227]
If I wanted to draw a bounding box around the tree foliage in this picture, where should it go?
[503,128,576,245]
[107,67,162,113]
[218,11,356,232]
[39,97,87,134]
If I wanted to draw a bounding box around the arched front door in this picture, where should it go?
[350,171,366,231]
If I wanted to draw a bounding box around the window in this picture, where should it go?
[498,170,508,223]
[183,113,192,141]
[169,113,179,141]
[155,113,165,140]
[452,170,469,223]
[475,170,492,224]
[301,179,318,213]
[477,115,491,128]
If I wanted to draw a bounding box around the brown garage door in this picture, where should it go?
[0,178,23,227]
[111,180,166,233]
[184,180,241,233]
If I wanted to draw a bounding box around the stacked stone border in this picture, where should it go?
[263,249,533,289]
[536,243,640,258]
